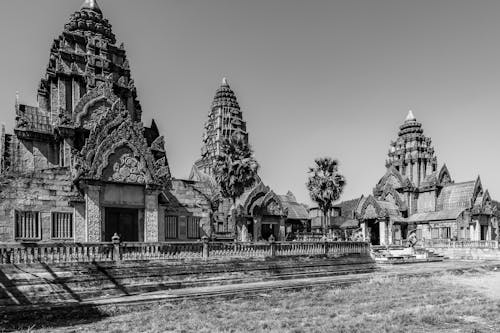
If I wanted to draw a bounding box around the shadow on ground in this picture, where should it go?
[0,262,128,332]
[0,304,109,332]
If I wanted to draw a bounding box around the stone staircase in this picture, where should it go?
[371,245,445,264]
[0,254,376,307]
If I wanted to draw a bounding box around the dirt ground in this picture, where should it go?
[445,269,500,300]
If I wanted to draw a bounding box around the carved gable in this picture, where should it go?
[364,204,378,219]
[74,88,171,187]
[73,79,121,130]
[102,147,147,184]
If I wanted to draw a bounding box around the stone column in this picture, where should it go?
[85,184,102,242]
[379,220,387,246]
[361,221,367,241]
[145,189,160,242]
[388,220,393,245]
[279,217,286,241]
[253,216,262,242]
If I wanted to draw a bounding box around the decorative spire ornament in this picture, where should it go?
[81,0,102,14]
[405,110,416,122]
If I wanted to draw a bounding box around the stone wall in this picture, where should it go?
[0,167,79,242]
[427,247,500,260]
[164,179,212,240]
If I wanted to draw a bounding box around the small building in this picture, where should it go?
[355,111,498,246]
[309,198,361,239]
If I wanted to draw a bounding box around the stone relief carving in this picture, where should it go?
[265,201,282,216]
[109,153,146,183]
[73,86,171,188]
[151,136,166,152]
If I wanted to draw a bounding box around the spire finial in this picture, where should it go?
[81,0,102,14]
[405,110,415,122]
[222,77,228,86]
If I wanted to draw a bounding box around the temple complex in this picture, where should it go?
[0,0,213,243]
[0,0,308,244]
[354,111,498,245]
[190,79,309,241]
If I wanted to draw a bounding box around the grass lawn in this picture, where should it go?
[15,272,500,333]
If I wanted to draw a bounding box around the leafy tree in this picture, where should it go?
[306,157,346,235]
[214,134,259,239]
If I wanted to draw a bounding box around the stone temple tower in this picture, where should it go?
[0,0,172,243]
[194,78,249,176]
[386,111,437,187]
[8,0,146,173]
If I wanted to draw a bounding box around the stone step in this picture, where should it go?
[0,256,376,307]
[0,265,378,306]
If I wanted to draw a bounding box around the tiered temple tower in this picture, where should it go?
[386,111,437,187]
[194,78,248,176]
[9,0,145,173]
[0,0,174,243]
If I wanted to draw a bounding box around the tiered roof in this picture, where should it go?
[195,78,249,176]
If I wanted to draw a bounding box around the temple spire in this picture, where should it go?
[81,0,102,14]
[405,110,416,122]
[222,77,229,86]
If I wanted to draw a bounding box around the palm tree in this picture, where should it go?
[214,134,259,240]
[306,157,346,236]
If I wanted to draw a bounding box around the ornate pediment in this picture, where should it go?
[356,195,384,220]
[375,166,408,192]
[74,94,171,187]
[151,136,166,153]
[438,164,452,186]
[73,76,123,129]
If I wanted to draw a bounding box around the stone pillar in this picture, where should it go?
[476,221,481,241]
[145,189,160,242]
[379,220,387,246]
[85,184,102,242]
[388,220,393,245]
[409,162,414,183]
[279,217,286,241]
[361,221,367,241]
[253,216,262,242]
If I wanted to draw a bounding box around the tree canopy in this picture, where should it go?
[214,134,259,203]
[307,157,346,233]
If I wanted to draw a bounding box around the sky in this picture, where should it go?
[0,0,499,205]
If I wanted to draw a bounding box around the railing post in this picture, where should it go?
[202,236,209,260]
[269,235,276,258]
[112,233,121,263]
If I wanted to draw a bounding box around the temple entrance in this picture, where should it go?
[367,220,380,245]
[105,208,140,241]
[261,223,278,241]
[261,216,280,241]
[480,225,488,240]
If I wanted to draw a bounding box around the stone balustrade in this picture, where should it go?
[0,237,370,265]
[423,239,499,249]
[0,242,115,264]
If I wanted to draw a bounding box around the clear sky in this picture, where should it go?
[1,0,499,205]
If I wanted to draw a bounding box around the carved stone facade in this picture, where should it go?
[194,78,249,177]
[0,0,211,243]
[355,111,498,246]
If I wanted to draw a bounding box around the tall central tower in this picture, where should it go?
[386,111,437,186]
[195,78,248,176]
